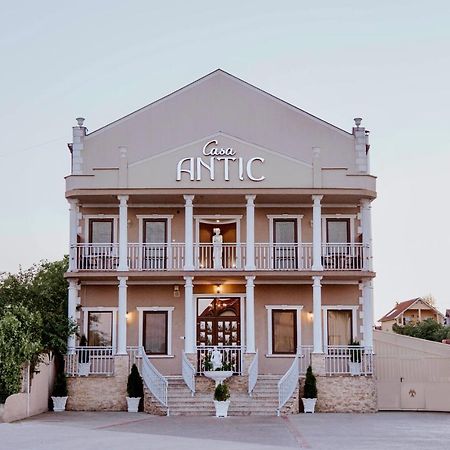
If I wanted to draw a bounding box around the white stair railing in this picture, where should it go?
[182,352,196,396]
[277,355,299,416]
[248,350,258,396]
[139,347,169,413]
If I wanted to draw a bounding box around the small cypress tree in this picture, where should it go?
[214,382,230,402]
[303,366,317,399]
[52,371,68,397]
[78,335,90,364]
[127,364,144,398]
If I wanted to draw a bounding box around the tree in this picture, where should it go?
[0,257,75,397]
[421,294,436,307]
[393,318,450,342]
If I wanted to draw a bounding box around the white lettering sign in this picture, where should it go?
[176,140,265,182]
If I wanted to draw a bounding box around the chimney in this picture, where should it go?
[71,117,87,175]
[352,117,369,173]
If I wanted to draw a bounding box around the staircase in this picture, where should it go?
[148,375,283,416]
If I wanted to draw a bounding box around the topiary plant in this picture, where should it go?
[349,339,362,363]
[127,364,144,398]
[52,371,68,397]
[78,335,90,364]
[303,366,317,399]
[214,382,230,402]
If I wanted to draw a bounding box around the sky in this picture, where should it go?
[0,1,449,320]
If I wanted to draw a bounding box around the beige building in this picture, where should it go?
[65,70,377,414]
[379,298,445,332]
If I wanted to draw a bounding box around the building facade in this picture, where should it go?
[65,70,377,414]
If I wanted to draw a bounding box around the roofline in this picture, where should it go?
[85,68,354,139]
[379,297,444,322]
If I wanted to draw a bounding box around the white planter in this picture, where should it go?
[349,361,362,376]
[302,398,317,413]
[214,400,230,418]
[126,397,141,413]
[78,362,90,377]
[52,396,68,412]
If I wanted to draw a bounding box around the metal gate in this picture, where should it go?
[374,330,450,411]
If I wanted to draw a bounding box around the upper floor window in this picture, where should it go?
[143,219,167,243]
[273,219,298,243]
[89,219,114,243]
[326,218,350,243]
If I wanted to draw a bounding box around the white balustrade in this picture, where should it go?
[197,345,243,374]
[195,243,244,270]
[321,243,364,270]
[65,347,114,376]
[254,243,313,270]
[127,346,142,372]
[277,355,299,415]
[248,350,258,396]
[139,346,169,411]
[298,345,313,375]
[325,346,374,375]
[75,244,119,270]
[182,352,196,396]
[127,243,185,271]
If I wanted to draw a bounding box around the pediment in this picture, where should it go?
[128,133,313,189]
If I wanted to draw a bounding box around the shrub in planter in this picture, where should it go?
[126,364,144,412]
[302,365,317,413]
[213,382,230,418]
[51,371,68,412]
[78,335,90,376]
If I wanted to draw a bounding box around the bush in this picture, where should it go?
[393,318,450,342]
[127,364,144,398]
[214,382,230,402]
[303,366,317,399]
[78,335,89,364]
[52,371,68,397]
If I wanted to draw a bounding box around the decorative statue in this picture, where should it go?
[212,227,223,269]
[211,346,222,370]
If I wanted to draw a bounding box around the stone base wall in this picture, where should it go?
[281,384,300,415]
[299,376,377,413]
[143,388,167,416]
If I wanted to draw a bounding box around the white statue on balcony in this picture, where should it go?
[211,346,222,370]
[212,227,223,269]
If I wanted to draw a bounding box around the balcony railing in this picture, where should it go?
[72,242,368,272]
[196,345,243,375]
[325,346,374,375]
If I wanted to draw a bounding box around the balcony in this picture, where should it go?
[72,242,368,272]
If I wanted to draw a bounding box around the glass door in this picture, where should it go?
[143,219,167,269]
[273,219,298,269]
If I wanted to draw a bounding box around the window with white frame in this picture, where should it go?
[137,307,174,356]
[82,307,117,348]
[265,305,302,356]
[321,215,356,244]
[322,306,358,346]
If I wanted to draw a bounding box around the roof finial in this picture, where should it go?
[76,117,85,127]
[354,117,362,129]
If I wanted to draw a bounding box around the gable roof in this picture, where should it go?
[87,69,353,138]
[379,298,444,322]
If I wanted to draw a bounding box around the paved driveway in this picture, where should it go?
[1,411,449,450]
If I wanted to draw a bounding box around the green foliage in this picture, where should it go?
[203,353,213,371]
[0,257,76,397]
[214,382,230,402]
[78,335,89,364]
[349,340,362,363]
[52,371,68,397]
[303,366,317,399]
[127,364,144,398]
[392,318,450,342]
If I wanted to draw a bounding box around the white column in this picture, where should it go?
[362,280,374,350]
[312,195,323,271]
[68,199,79,272]
[312,276,323,353]
[245,276,256,353]
[245,195,256,270]
[67,279,78,349]
[184,276,195,353]
[117,276,128,354]
[117,195,129,271]
[184,195,195,270]
[360,199,373,271]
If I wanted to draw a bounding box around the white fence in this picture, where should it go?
[325,346,374,375]
[65,347,114,376]
[248,350,258,396]
[182,352,196,396]
[277,355,299,415]
[128,243,185,271]
[74,244,119,271]
[255,243,313,270]
[298,346,313,374]
[197,345,243,374]
[321,243,365,271]
[195,243,245,270]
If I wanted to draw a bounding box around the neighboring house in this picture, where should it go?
[445,309,450,326]
[64,70,377,414]
[379,298,445,331]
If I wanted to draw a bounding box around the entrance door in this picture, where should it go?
[197,297,241,373]
[143,219,167,269]
[273,219,298,269]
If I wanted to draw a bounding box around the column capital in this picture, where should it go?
[68,198,79,206]
[68,279,79,289]
[117,194,129,204]
[360,198,371,208]
[245,275,255,285]
[312,194,323,203]
[118,276,128,284]
[183,194,195,204]
[312,275,323,284]
[183,276,194,286]
[245,194,256,203]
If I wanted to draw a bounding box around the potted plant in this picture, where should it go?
[51,371,68,412]
[302,366,317,413]
[214,382,230,418]
[126,364,144,412]
[77,335,90,376]
[348,340,362,376]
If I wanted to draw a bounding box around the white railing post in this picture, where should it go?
[312,195,323,271]
[117,195,129,271]
[245,195,256,270]
[182,352,196,396]
[184,195,195,270]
